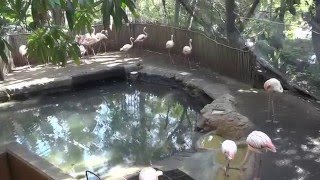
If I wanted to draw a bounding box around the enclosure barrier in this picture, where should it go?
[5,23,257,85]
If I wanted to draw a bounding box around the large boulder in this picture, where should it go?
[197,94,252,140]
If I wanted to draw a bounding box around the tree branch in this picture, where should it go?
[177,0,214,36]
[238,0,260,32]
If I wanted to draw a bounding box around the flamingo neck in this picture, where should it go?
[171,35,173,41]
[189,41,192,49]
[143,29,148,37]
[130,38,133,45]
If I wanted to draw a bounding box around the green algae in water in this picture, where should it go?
[0,81,208,178]
[199,133,249,180]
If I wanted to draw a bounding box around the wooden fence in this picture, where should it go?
[4,23,256,85]
[105,23,256,85]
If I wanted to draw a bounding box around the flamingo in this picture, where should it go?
[95,30,108,53]
[120,37,134,57]
[264,78,283,122]
[241,131,276,180]
[78,44,87,63]
[19,45,30,67]
[166,34,175,64]
[134,27,148,50]
[221,140,237,178]
[139,167,163,180]
[182,39,192,69]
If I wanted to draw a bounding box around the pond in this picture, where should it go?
[0,80,209,178]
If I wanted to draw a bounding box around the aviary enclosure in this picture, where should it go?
[1,0,320,180]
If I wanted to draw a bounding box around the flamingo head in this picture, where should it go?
[130,37,134,41]
[189,39,192,43]
[266,142,277,153]
[143,27,146,30]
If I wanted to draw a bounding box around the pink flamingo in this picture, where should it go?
[95,30,108,53]
[241,131,276,180]
[182,39,192,69]
[139,167,163,180]
[165,34,175,64]
[120,37,134,58]
[134,27,148,50]
[264,78,283,122]
[221,140,237,178]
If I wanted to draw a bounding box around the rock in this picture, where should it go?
[197,94,252,140]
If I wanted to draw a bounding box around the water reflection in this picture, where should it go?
[0,81,206,178]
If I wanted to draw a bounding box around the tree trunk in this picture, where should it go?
[174,0,180,26]
[312,1,320,65]
[52,8,63,26]
[225,0,240,47]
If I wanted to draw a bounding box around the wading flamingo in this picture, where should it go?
[182,39,192,69]
[120,37,134,57]
[166,34,175,64]
[95,30,108,53]
[139,167,163,180]
[221,140,237,178]
[264,78,283,122]
[241,131,276,180]
[134,27,148,50]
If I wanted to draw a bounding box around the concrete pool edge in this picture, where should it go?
[0,63,141,102]
[0,142,72,180]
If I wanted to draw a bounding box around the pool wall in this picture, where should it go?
[0,142,72,180]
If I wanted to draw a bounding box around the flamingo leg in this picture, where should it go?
[188,56,192,69]
[98,42,102,53]
[224,159,230,179]
[240,148,251,171]
[103,42,107,53]
[254,154,262,180]
[169,49,174,64]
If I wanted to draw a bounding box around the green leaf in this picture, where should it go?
[66,0,75,30]
[102,0,112,29]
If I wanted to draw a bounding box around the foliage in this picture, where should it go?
[101,0,137,30]
[27,27,80,66]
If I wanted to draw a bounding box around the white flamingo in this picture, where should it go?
[81,34,99,56]
[241,131,276,180]
[166,34,175,64]
[95,30,108,53]
[19,45,30,67]
[264,78,283,122]
[139,167,163,180]
[134,27,148,50]
[120,37,134,57]
[221,140,237,178]
[78,44,87,63]
[182,39,192,69]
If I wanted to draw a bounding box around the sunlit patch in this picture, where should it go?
[282,149,297,155]
[211,110,225,114]
[275,159,292,166]
[179,72,190,76]
[294,165,310,180]
[237,89,258,93]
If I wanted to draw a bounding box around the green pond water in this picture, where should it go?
[0,81,208,178]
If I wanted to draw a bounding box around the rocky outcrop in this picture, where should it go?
[197,94,252,140]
